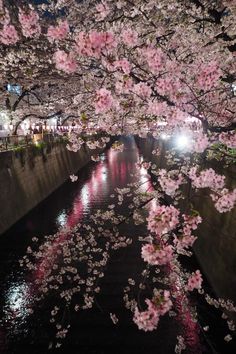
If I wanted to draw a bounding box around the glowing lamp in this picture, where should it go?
[175,135,189,149]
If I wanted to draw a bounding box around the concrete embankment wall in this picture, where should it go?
[136,135,236,304]
[0,142,100,235]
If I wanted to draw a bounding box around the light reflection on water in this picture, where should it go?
[5,282,31,319]
[3,279,34,341]
[56,210,67,228]
[0,136,156,353]
[55,144,149,230]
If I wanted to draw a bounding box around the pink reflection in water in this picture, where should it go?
[34,146,141,282]
[34,142,157,286]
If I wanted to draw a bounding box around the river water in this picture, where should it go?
[0,136,235,354]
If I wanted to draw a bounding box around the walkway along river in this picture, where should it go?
[0,136,235,354]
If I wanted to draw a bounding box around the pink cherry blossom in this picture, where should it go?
[133,301,159,331]
[147,205,179,236]
[114,59,131,74]
[96,1,110,21]
[151,290,172,316]
[70,174,78,182]
[75,31,116,58]
[134,82,152,99]
[133,291,172,331]
[141,243,173,266]
[191,132,209,153]
[187,270,203,291]
[219,132,236,149]
[183,214,202,232]
[121,28,138,47]
[147,101,168,116]
[141,46,165,74]
[174,214,201,251]
[174,234,197,252]
[115,77,133,94]
[95,88,113,114]
[53,50,77,74]
[142,161,151,169]
[156,76,182,100]
[211,188,236,213]
[197,61,221,91]
[111,142,124,152]
[18,9,41,38]
[0,23,19,45]
[47,20,69,42]
[158,169,183,196]
[189,167,225,191]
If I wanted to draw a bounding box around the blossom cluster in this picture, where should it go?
[187,270,203,291]
[141,243,173,266]
[158,169,183,197]
[111,141,124,152]
[18,9,41,38]
[95,88,114,114]
[114,59,131,74]
[189,167,225,190]
[141,47,165,74]
[75,31,116,58]
[96,1,110,21]
[147,205,179,236]
[53,50,77,74]
[191,132,209,153]
[121,28,139,47]
[174,214,202,252]
[219,132,236,149]
[182,214,202,233]
[66,134,84,152]
[0,24,19,45]
[197,61,221,91]
[47,20,69,42]
[211,188,236,213]
[133,291,172,331]
[134,82,152,100]
[189,167,236,212]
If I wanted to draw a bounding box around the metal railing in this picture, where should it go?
[0,133,64,152]
[0,130,107,152]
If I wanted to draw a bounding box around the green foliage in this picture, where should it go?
[190,209,200,217]
[207,143,236,166]
[13,145,24,153]
[34,141,46,150]
[81,112,87,122]
[61,135,69,143]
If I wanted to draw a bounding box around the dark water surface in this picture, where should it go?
[0,136,235,354]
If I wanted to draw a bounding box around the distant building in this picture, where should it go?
[7,84,22,96]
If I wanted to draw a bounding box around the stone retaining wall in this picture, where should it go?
[0,142,100,235]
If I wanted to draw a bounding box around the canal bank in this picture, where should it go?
[0,137,108,235]
[135,135,236,306]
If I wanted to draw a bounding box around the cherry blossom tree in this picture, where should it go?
[1,0,236,352]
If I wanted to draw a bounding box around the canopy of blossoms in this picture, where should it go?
[1,0,236,352]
